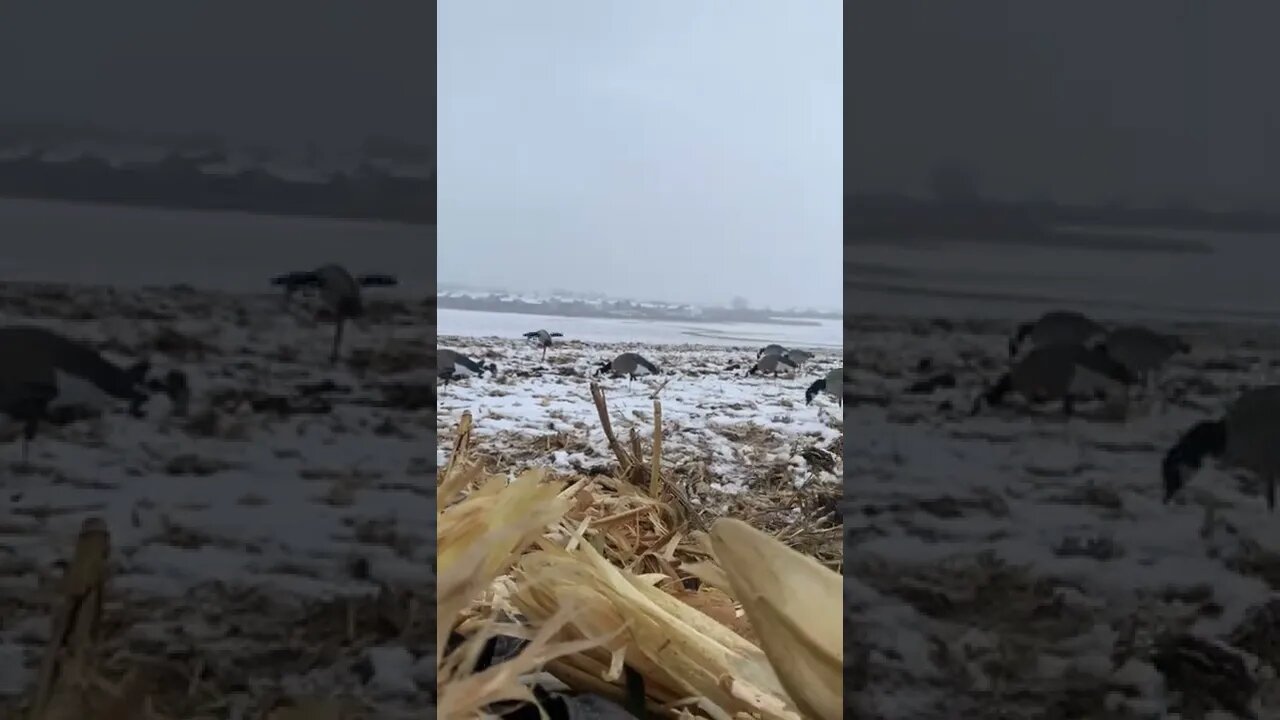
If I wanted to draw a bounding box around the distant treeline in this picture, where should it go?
[0,152,433,224]
[439,294,834,325]
[848,193,1280,244]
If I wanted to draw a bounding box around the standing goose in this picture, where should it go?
[0,326,190,461]
[522,329,564,361]
[271,263,399,364]
[747,353,798,377]
[1101,325,1190,401]
[436,348,497,385]
[805,367,844,406]
[1009,310,1105,359]
[595,353,660,385]
[784,349,814,371]
[972,343,1135,417]
[757,344,788,359]
[1163,385,1280,510]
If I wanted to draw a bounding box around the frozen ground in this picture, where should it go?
[844,314,1280,719]
[436,314,844,556]
[0,281,433,717]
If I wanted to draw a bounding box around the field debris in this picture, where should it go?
[0,282,433,718]
[843,315,1280,718]
[437,383,844,720]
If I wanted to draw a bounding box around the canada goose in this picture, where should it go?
[972,343,1135,417]
[1163,385,1280,510]
[522,329,564,361]
[784,349,814,370]
[436,349,496,385]
[271,263,399,364]
[757,344,788,359]
[747,353,798,377]
[0,326,189,461]
[805,367,844,405]
[595,353,660,385]
[1009,310,1105,359]
[1101,325,1190,401]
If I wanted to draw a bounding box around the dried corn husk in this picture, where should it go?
[711,518,842,720]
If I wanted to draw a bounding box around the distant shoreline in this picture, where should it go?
[438,300,830,327]
[847,193,1280,242]
[0,190,434,226]
[0,154,434,225]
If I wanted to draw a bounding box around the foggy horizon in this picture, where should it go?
[438,1,842,311]
[0,2,433,148]
[850,2,1280,211]
[438,278,841,313]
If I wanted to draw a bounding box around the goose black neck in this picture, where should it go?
[1009,323,1033,358]
[973,374,1012,415]
[1162,420,1226,502]
[805,378,824,404]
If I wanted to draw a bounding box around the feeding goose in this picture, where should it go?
[805,367,844,406]
[595,353,660,385]
[972,342,1134,417]
[522,329,564,360]
[1163,385,1280,510]
[784,349,814,370]
[1009,310,1105,360]
[271,263,398,364]
[0,326,190,462]
[747,353,798,377]
[757,344,788,359]
[1100,325,1190,403]
[436,349,497,385]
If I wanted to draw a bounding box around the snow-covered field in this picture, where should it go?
[844,314,1280,718]
[0,282,433,717]
[436,311,844,557]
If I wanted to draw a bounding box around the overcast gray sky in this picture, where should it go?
[850,1,1280,210]
[0,1,432,147]
[438,1,842,311]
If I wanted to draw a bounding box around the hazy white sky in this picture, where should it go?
[0,0,431,147]
[438,1,842,310]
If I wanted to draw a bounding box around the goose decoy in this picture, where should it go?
[0,326,189,462]
[1101,325,1190,401]
[747,353,798,377]
[522,329,564,361]
[271,263,399,364]
[595,353,660,385]
[1009,310,1105,360]
[757,344,788,359]
[805,367,844,406]
[785,349,814,371]
[1163,385,1280,510]
[972,342,1134,417]
[436,349,497,385]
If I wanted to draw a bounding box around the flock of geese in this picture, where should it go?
[0,263,397,463]
[8,270,1269,514]
[435,332,846,407]
[975,309,1280,511]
